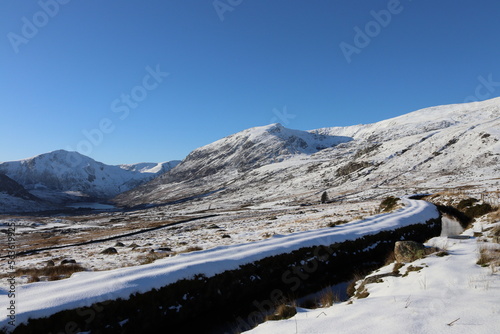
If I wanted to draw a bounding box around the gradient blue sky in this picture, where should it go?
[2,0,500,165]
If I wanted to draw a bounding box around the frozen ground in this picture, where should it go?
[0,199,380,286]
[246,218,500,334]
[0,197,439,328]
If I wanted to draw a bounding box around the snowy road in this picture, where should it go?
[0,197,439,330]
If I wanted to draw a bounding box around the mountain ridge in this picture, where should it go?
[0,150,180,211]
[114,97,500,208]
[2,97,499,213]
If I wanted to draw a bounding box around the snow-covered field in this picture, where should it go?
[0,197,439,329]
[0,199,380,282]
[246,219,500,334]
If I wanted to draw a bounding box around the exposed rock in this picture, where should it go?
[363,272,400,285]
[207,224,220,229]
[61,259,76,265]
[46,260,55,267]
[115,242,125,247]
[101,247,118,255]
[394,241,438,263]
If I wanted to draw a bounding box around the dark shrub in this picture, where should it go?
[465,203,494,218]
[457,198,479,211]
[380,196,399,212]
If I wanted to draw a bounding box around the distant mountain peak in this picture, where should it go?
[0,151,178,205]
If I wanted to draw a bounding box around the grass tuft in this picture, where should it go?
[16,264,86,282]
[379,196,400,212]
[477,246,500,267]
[265,302,297,321]
[318,287,339,307]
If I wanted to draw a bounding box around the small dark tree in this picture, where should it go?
[321,191,328,204]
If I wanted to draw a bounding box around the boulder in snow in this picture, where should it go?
[394,241,438,263]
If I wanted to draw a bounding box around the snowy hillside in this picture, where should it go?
[314,97,500,140]
[247,220,500,334]
[115,97,500,208]
[119,160,180,174]
[0,150,180,204]
[158,122,350,180]
[115,123,352,206]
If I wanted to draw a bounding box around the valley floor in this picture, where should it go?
[0,199,379,288]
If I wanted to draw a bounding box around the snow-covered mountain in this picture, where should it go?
[115,97,500,208]
[163,123,351,180]
[114,123,352,205]
[0,150,180,204]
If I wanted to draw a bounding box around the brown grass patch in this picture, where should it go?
[265,302,297,321]
[346,273,365,297]
[179,246,203,254]
[477,246,500,267]
[402,265,424,277]
[488,210,500,223]
[392,262,404,274]
[137,252,169,265]
[355,287,369,299]
[318,287,339,307]
[327,220,349,228]
[14,264,86,281]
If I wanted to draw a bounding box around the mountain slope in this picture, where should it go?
[115,97,500,208]
[0,150,180,202]
[119,161,180,174]
[312,97,500,141]
[0,173,39,201]
[0,173,51,213]
[162,123,351,180]
[115,124,352,205]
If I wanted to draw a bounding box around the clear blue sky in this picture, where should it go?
[1,0,500,165]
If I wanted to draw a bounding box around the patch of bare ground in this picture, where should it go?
[0,263,86,282]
